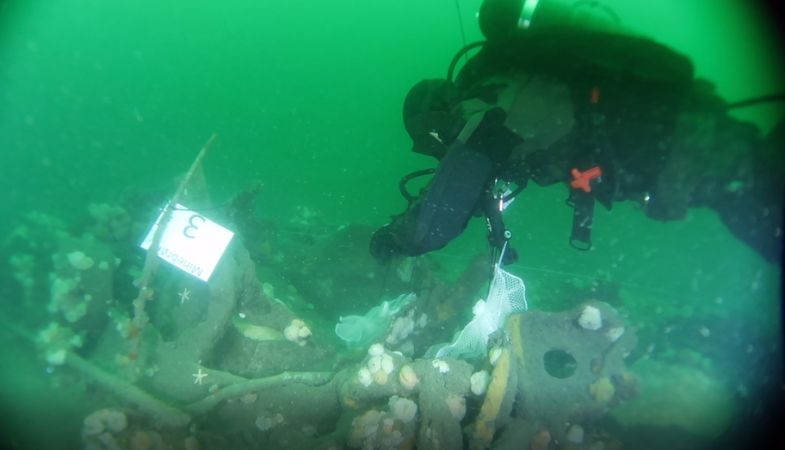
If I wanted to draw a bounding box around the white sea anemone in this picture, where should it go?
[368,343,385,356]
[284,319,311,346]
[489,347,503,366]
[605,326,625,342]
[386,315,415,345]
[566,424,584,444]
[380,354,394,374]
[432,359,450,374]
[398,365,420,390]
[82,414,104,437]
[357,367,373,387]
[372,369,389,385]
[255,412,285,431]
[578,305,602,330]
[67,251,94,271]
[470,370,490,396]
[389,396,418,423]
[368,355,383,373]
[349,409,381,447]
[83,409,126,437]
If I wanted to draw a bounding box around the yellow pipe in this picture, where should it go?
[471,348,512,450]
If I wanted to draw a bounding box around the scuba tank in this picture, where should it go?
[479,0,628,41]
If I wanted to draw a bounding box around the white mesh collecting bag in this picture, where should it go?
[436,253,527,358]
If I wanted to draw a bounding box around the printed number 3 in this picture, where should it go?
[183,214,206,239]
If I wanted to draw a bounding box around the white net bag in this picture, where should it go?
[436,246,527,358]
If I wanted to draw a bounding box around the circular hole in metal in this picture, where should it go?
[543,349,577,379]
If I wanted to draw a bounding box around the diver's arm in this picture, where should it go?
[370,108,522,262]
[651,102,784,263]
[704,118,784,263]
[370,140,494,261]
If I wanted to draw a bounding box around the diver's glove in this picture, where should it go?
[370,224,405,263]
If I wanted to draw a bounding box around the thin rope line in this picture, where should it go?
[453,0,469,63]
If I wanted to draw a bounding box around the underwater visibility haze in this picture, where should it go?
[0,1,783,449]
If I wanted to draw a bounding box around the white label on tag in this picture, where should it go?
[140,203,234,281]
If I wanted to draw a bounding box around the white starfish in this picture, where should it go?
[192,367,208,385]
[178,288,191,305]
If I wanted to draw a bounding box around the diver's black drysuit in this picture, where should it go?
[370,15,784,265]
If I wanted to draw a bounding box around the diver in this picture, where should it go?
[370,0,784,266]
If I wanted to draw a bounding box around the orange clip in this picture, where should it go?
[590,86,601,104]
[570,166,602,193]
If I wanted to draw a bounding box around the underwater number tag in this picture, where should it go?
[140,203,234,282]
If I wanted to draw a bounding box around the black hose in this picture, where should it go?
[447,41,486,83]
[726,93,785,109]
[399,168,436,202]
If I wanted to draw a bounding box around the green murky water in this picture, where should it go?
[0,1,782,449]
